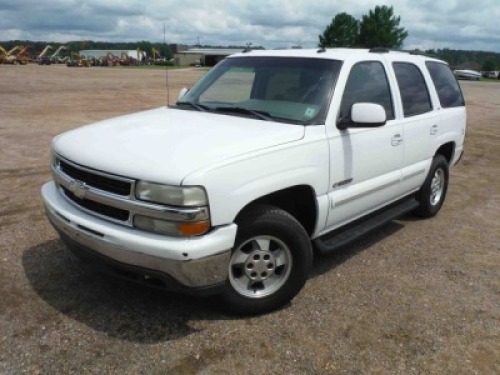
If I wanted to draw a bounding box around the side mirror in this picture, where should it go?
[337,103,387,130]
[351,103,386,127]
[178,87,189,101]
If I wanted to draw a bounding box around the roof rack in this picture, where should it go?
[369,47,390,53]
[317,48,326,53]
[369,47,436,58]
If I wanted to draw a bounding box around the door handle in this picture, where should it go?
[430,125,438,135]
[391,134,403,146]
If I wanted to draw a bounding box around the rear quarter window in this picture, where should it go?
[425,62,465,108]
[393,63,433,117]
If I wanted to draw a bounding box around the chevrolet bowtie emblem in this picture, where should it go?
[69,180,88,199]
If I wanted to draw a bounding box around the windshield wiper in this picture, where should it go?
[214,106,273,121]
[176,101,210,112]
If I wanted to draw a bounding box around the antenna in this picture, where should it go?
[164,22,170,105]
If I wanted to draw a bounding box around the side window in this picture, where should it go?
[339,61,394,124]
[425,62,465,108]
[393,63,432,117]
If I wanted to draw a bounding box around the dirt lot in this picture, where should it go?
[0,64,498,374]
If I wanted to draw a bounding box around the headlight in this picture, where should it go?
[135,181,207,206]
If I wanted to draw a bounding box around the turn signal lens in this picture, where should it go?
[134,215,210,237]
[178,221,210,236]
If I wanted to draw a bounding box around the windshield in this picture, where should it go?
[178,56,342,125]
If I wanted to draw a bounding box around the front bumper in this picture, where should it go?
[41,181,237,291]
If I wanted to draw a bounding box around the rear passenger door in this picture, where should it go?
[325,60,403,230]
[391,62,440,195]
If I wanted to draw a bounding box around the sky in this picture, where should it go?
[0,0,499,52]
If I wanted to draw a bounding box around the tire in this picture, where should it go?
[220,205,313,315]
[414,154,449,217]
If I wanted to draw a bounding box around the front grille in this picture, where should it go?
[62,187,130,222]
[59,160,132,196]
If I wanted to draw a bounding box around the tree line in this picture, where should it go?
[426,49,500,70]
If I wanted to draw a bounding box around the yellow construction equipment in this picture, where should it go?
[37,45,53,59]
[152,47,160,60]
[0,45,32,65]
[50,46,67,63]
[66,52,90,67]
[0,45,7,63]
[15,45,31,64]
[3,45,24,64]
[0,46,7,64]
[8,46,21,55]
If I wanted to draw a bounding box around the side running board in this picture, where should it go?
[313,198,419,254]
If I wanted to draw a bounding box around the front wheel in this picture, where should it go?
[221,205,312,315]
[414,155,449,217]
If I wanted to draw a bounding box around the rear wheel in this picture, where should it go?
[414,155,449,217]
[221,205,312,315]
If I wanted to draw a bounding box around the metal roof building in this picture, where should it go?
[173,48,244,67]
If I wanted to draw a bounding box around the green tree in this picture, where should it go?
[319,12,359,48]
[482,59,495,71]
[357,5,408,49]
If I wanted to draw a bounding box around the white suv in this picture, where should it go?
[41,48,466,314]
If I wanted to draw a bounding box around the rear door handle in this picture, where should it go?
[391,134,403,146]
[430,124,438,135]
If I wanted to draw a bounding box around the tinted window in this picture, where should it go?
[426,62,465,108]
[393,63,432,117]
[339,61,394,125]
[200,67,255,103]
[181,57,342,125]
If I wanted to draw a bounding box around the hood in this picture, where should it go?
[53,107,305,185]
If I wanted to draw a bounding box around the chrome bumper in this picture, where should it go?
[42,181,236,289]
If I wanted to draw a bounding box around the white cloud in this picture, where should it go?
[0,0,498,51]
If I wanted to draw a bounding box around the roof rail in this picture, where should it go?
[369,47,390,53]
[317,47,326,53]
[369,48,436,58]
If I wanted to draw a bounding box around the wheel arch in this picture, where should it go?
[234,185,318,237]
[435,142,455,164]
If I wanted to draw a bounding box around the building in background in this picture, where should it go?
[173,48,244,67]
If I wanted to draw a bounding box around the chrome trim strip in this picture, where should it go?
[57,184,134,226]
[52,165,209,222]
[402,169,426,181]
[335,179,400,207]
[56,154,135,185]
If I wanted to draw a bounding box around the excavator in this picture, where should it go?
[37,45,53,60]
[15,45,31,64]
[50,45,67,63]
[3,45,27,64]
[36,45,53,65]
[151,47,160,61]
[0,45,8,63]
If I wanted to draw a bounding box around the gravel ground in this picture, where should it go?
[0,64,498,374]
